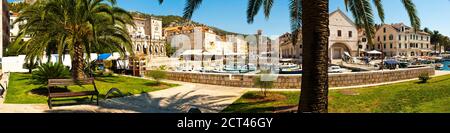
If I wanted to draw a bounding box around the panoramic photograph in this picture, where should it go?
[0,0,449,116]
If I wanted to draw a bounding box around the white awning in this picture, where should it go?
[107,53,122,60]
[367,50,382,54]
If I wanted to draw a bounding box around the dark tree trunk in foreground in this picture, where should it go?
[299,0,329,113]
[72,42,86,80]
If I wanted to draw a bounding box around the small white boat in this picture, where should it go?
[328,66,345,73]
[435,63,444,70]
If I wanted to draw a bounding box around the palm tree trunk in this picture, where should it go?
[299,0,329,113]
[72,42,85,80]
[438,43,441,55]
[435,43,438,56]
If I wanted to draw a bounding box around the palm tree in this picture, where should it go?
[158,0,420,113]
[439,35,450,54]
[12,0,134,80]
[432,31,442,54]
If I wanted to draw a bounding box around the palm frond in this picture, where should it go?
[263,0,274,19]
[247,0,263,23]
[401,0,421,31]
[373,0,385,23]
[290,0,302,46]
[183,0,203,19]
[347,0,375,45]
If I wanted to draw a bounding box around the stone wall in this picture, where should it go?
[159,67,435,89]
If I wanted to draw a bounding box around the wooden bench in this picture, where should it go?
[47,78,99,109]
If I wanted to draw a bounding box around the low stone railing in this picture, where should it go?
[158,67,435,89]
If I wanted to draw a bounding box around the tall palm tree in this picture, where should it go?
[431,31,442,54]
[158,0,420,113]
[12,0,134,80]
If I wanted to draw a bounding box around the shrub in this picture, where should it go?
[159,65,167,71]
[147,70,167,84]
[254,75,275,97]
[418,73,431,83]
[32,63,70,84]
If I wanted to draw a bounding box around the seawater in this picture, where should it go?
[443,61,450,71]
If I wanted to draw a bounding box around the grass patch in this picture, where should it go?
[223,74,450,113]
[4,73,179,104]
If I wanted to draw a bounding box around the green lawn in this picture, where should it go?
[223,74,450,113]
[4,73,178,104]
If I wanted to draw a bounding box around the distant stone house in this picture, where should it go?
[127,16,166,57]
[279,32,302,63]
[328,9,359,60]
[374,23,431,57]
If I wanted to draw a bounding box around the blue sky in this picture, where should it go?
[10,0,450,36]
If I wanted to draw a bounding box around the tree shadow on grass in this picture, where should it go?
[29,86,71,96]
[415,81,428,84]
[143,81,159,86]
[220,100,276,113]
[94,77,121,84]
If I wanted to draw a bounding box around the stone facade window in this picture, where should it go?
[338,30,342,37]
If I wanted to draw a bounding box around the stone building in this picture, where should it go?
[278,9,361,64]
[127,16,165,57]
[328,9,359,60]
[374,23,431,57]
[126,16,166,75]
[279,31,302,64]
[164,24,251,70]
